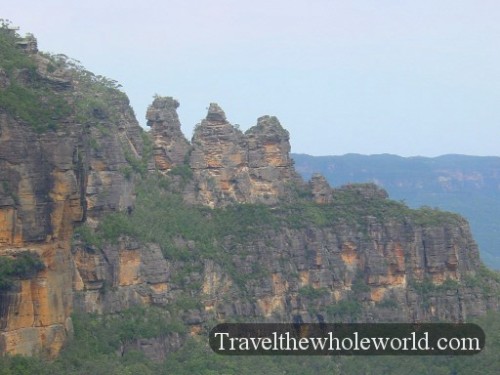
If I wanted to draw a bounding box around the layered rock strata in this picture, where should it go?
[146,97,190,172]
[0,32,145,356]
[1,29,498,361]
[188,104,300,206]
[147,101,301,207]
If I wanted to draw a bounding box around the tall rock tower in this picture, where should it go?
[146,96,190,171]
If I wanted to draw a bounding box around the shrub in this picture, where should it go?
[0,25,71,132]
[298,285,329,299]
[0,251,45,290]
[326,300,362,319]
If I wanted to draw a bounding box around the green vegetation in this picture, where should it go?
[169,164,193,182]
[411,277,460,296]
[0,251,45,290]
[0,20,36,74]
[411,206,464,226]
[73,224,102,247]
[122,131,153,177]
[55,54,130,126]
[0,21,71,132]
[279,183,462,230]
[326,300,362,320]
[86,305,186,341]
[351,272,371,294]
[463,265,500,296]
[298,285,329,299]
[0,19,133,135]
[2,310,500,374]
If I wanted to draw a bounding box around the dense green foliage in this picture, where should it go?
[298,285,329,299]
[281,183,463,230]
[42,51,132,135]
[1,310,500,374]
[0,251,45,290]
[0,21,71,132]
[0,20,131,134]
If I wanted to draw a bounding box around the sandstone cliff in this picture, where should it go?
[0,27,145,357]
[146,96,190,172]
[1,26,499,361]
[149,102,302,207]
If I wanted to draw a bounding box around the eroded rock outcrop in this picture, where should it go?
[72,239,170,313]
[188,104,301,206]
[146,96,190,172]
[148,100,305,207]
[309,173,333,203]
[245,115,298,203]
[189,103,249,206]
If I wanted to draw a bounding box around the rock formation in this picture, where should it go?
[189,103,249,206]
[146,96,190,172]
[309,173,333,203]
[188,104,301,206]
[245,115,298,203]
[1,27,499,361]
[72,238,170,313]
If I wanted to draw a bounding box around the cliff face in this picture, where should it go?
[66,179,497,363]
[84,94,143,224]
[72,239,170,313]
[0,29,145,356]
[1,28,499,360]
[0,99,85,357]
[198,212,488,323]
[292,153,500,269]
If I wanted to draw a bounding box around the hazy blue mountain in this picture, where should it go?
[292,153,500,269]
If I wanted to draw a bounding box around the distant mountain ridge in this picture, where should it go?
[292,153,500,268]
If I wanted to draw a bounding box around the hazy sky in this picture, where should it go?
[3,0,500,156]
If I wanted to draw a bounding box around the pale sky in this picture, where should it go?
[3,0,500,156]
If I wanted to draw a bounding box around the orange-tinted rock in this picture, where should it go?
[0,242,74,358]
[0,33,145,356]
[0,208,22,245]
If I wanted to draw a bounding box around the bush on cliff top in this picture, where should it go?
[0,251,45,290]
[0,20,130,133]
[0,21,71,132]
